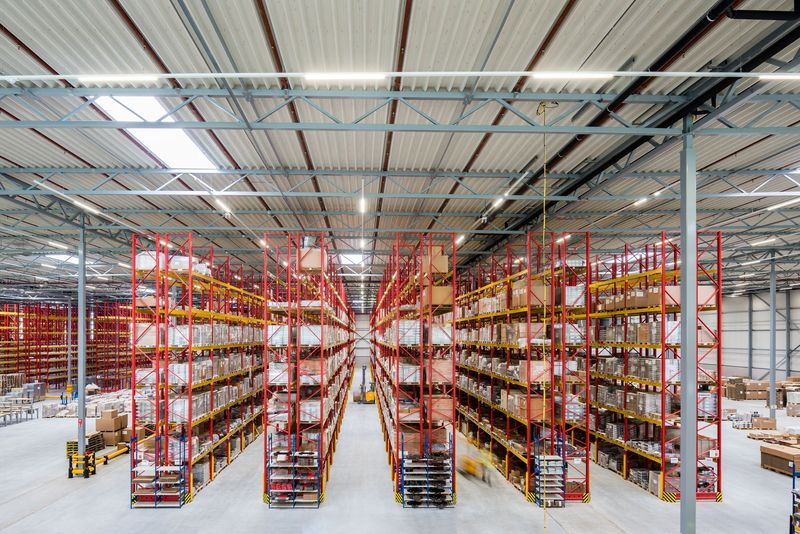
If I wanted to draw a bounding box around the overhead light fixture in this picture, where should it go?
[259,239,267,248]
[730,293,742,298]
[282,260,288,267]
[304,72,386,81]
[633,198,648,206]
[73,200,100,215]
[93,275,109,281]
[214,198,231,213]
[493,197,505,208]
[77,74,159,84]
[360,238,366,249]
[40,263,57,269]
[759,73,800,81]
[532,71,613,80]
[47,241,69,250]
[751,237,776,246]
[767,197,800,210]
[742,259,762,266]
[117,262,131,269]
[456,235,465,245]
[556,234,572,244]
[359,196,367,214]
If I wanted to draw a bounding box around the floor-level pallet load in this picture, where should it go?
[263,234,356,508]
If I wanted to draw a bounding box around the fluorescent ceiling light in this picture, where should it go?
[767,197,800,210]
[359,196,367,213]
[47,241,69,250]
[73,200,100,215]
[78,74,158,83]
[360,239,366,249]
[741,259,762,266]
[304,72,386,81]
[532,71,613,80]
[47,254,78,265]
[95,96,217,169]
[281,260,288,266]
[751,237,776,246]
[93,275,109,281]
[259,239,267,248]
[759,73,800,80]
[556,234,572,244]
[730,293,742,297]
[633,198,648,206]
[493,197,504,208]
[456,235,465,245]
[117,262,131,269]
[40,263,57,269]
[214,198,231,213]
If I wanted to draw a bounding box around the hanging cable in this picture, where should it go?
[537,100,556,528]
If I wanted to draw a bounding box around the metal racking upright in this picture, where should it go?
[130,233,265,508]
[263,233,356,508]
[0,304,20,376]
[370,232,456,508]
[587,231,722,501]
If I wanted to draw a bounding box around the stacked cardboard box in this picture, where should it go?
[95,409,128,446]
[761,444,800,475]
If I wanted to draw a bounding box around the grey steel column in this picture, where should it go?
[67,297,72,389]
[77,214,87,456]
[679,116,697,534]
[748,294,753,378]
[769,253,777,419]
[787,290,792,379]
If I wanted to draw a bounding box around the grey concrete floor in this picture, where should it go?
[0,395,787,533]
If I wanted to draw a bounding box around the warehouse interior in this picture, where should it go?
[2,1,800,533]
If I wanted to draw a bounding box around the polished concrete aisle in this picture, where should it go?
[0,395,788,533]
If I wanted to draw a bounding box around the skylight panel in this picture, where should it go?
[95,96,217,169]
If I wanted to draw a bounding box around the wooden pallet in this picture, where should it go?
[761,464,792,476]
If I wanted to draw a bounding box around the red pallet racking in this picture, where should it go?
[262,233,356,508]
[452,232,590,506]
[130,233,265,508]
[370,233,456,508]
[588,231,722,501]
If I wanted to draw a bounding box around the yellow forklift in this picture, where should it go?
[356,365,375,404]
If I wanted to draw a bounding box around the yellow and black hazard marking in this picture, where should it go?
[395,491,403,504]
[452,492,457,505]
[526,492,536,503]
[661,492,678,503]
[319,492,326,504]
[716,492,723,502]
[263,493,270,504]
[582,493,591,503]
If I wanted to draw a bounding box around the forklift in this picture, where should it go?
[355,365,375,404]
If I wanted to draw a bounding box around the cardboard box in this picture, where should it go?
[421,255,449,279]
[298,247,327,271]
[96,414,128,432]
[101,409,119,419]
[752,417,777,430]
[122,427,147,442]
[787,404,800,417]
[530,282,550,307]
[420,285,453,307]
[761,444,800,475]
[102,430,123,446]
